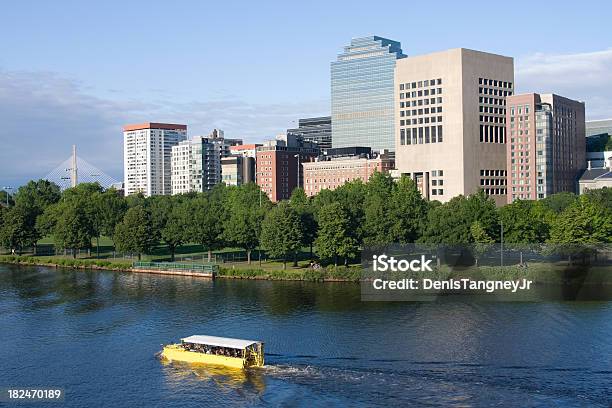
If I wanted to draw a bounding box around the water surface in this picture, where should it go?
[0,264,610,407]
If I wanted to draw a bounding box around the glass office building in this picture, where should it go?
[331,36,405,151]
[287,116,332,150]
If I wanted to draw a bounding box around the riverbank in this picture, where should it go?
[0,255,362,282]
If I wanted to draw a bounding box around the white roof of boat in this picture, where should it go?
[181,335,261,349]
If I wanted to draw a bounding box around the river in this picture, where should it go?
[0,264,610,407]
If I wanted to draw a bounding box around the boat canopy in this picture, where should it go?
[181,335,261,349]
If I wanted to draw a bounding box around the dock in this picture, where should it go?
[132,262,218,279]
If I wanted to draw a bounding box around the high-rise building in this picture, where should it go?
[331,36,405,152]
[287,116,332,150]
[123,122,187,196]
[170,129,242,194]
[303,148,394,197]
[256,134,319,202]
[394,48,514,206]
[506,93,586,202]
[229,144,261,158]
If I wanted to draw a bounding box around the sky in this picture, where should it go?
[1,0,611,187]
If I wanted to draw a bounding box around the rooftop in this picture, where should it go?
[181,335,261,349]
[123,122,187,132]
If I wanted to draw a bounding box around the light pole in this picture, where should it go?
[3,186,12,207]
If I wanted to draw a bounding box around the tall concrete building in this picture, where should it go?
[256,134,319,202]
[123,122,187,196]
[287,116,332,150]
[506,93,585,202]
[332,36,405,152]
[171,129,242,194]
[394,48,514,206]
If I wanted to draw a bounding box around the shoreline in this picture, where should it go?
[0,257,360,283]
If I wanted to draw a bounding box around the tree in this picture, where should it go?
[223,183,270,264]
[190,193,225,262]
[541,192,577,214]
[362,172,395,246]
[499,199,550,263]
[421,191,499,244]
[548,195,612,264]
[261,202,303,269]
[0,205,38,254]
[52,199,96,258]
[13,179,61,216]
[470,221,494,266]
[389,176,428,244]
[315,202,358,266]
[114,206,156,261]
[97,188,128,251]
[290,188,316,260]
[161,203,190,262]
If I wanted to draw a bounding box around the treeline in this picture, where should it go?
[0,176,610,267]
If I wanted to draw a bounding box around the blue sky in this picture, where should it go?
[1,0,611,187]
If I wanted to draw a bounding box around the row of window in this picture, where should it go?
[478,78,513,88]
[400,88,442,99]
[399,78,442,90]
[479,125,506,143]
[400,115,443,126]
[400,97,443,107]
[479,87,513,97]
[400,126,444,145]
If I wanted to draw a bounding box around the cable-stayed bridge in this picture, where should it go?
[44,145,120,190]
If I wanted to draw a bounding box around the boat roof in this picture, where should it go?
[181,335,261,349]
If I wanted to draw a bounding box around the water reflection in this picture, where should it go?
[1,264,612,407]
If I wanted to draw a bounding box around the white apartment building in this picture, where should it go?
[171,129,243,194]
[394,48,514,206]
[123,122,187,196]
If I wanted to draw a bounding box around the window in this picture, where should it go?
[437,125,443,142]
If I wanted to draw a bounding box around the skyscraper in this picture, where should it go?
[331,36,405,152]
[394,48,514,206]
[123,122,187,196]
[506,93,586,202]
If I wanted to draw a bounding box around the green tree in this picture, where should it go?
[0,205,38,254]
[470,221,494,266]
[315,202,358,266]
[541,191,577,214]
[52,199,96,258]
[97,188,128,250]
[421,191,499,244]
[223,183,270,264]
[114,206,156,261]
[13,179,61,216]
[261,202,303,269]
[548,195,612,263]
[190,194,225,262]
[499,199,550,263]
[389,176,428,244]
[290,187,316,259]
[161,203,190,262]
[362,172,395,246]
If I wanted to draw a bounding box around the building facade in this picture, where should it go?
[506,93,585,202]
[221,156,256,186]
[287,116,332,150]
[171,129,242,194]
[229,144,261,158]
[123,122,187,196]
[394,48,514,206]
[586,118,612,137]
[256,134,319,202]
[303,150,394,197]
[331,36,405,152]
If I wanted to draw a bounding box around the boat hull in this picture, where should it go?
[161,345,258,369]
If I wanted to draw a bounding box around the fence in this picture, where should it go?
[132,261,219,275]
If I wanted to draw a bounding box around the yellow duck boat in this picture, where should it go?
[161,335,264,369]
